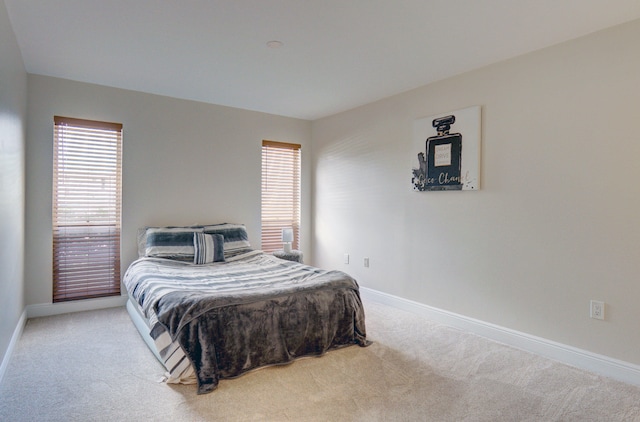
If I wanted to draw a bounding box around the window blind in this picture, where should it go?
[52,116,122,302]
[261,140,301,252]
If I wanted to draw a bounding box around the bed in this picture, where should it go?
[124,223,369,394]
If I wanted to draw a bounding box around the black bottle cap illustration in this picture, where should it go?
[432,115,455,134]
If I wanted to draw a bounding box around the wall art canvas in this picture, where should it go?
[411,105,481,191]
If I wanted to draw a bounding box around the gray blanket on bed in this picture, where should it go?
[149,259,369,394]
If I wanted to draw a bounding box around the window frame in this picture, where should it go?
[261,140,301,253]
[52,116,123,302]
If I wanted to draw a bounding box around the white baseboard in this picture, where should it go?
[360,287,640,387]
[0,309,27,385]
[26,295,128,319]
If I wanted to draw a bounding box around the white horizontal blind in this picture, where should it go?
[53,116,122,302]
[261,140,301,252]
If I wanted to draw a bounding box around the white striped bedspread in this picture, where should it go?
[123,250,368,390]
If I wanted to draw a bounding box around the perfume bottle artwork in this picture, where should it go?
[412,106,480,192]
[425,115,462,190]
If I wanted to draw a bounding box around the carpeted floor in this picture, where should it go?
[1,298,640,421]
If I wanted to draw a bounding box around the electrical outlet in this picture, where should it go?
[364,257,369,267]
[590,300,605,320]
[344,254,350,264]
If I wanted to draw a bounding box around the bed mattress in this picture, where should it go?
[124,250,369,394]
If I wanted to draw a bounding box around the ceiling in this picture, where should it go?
[5,1,640,120]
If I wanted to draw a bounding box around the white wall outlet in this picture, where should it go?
[590,300,605,320]
[364,257,369,267]
[344,254,349,264]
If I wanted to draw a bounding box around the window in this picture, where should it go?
[261,140,301,252]
[52,116,122,302]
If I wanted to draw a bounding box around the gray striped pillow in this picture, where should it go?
[193,233,225,264]
[203,223,252,258]
[145,227,203,260]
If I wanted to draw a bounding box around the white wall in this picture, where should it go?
[0,0,27,366]
[312,19,640,366]
[25,75,311,306]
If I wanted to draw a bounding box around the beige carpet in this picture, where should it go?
[1,299,640,421]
